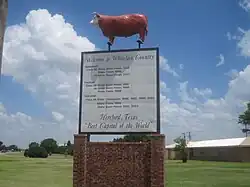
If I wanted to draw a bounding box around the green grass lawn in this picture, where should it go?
[166,160,250,187]
[0,153,72,187]
[1,153,250,187]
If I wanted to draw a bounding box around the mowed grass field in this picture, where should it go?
[1,153,250,187]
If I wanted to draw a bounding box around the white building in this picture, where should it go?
[165,137,250,162]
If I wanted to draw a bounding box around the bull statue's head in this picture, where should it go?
[90,12,100,27]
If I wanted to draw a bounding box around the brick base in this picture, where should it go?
[73,134,165,187]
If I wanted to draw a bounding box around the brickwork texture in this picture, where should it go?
[73,134,165,187]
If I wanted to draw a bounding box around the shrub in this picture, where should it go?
[174,136,188,163]
[182,152,188,163]
[68,146,73,156]
[54,146,67,154]
[53,145,73,156]
[68,149,73,156]
[27,146,48,158]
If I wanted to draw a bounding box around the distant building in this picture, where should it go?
[165,137,250,162]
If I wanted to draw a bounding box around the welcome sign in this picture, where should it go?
[79,48,160,134]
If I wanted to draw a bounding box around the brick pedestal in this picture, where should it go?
[73,134,166,187]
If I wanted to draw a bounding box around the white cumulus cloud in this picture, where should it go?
[216,54,225,67]
[159,56,179,77]
[193,88,212,98]
[225,69,239,79]
[1,9,95,147]
[179,64,184,70]
[160,81,170,93]
[52,111,64,122]
[239,0,250,12]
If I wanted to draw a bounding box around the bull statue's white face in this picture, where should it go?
[90,13,100,27]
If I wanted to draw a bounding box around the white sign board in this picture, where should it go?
[81,48,159,133]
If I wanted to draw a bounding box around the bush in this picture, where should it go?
[182,152,188,163]
[68,146,73,156]
[24,149,29,157]
[53,145,73,156]
[54,146,67,154]
[112,134,159,142]
[27,146,48,158]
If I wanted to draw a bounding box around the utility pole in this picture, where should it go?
[182,132,186,140]
[182,132,191,141]
[188,132,191,141]
[0,0,8,77]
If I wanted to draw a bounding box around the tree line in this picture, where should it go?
[1,134,158,159]
[23,135,155,158]
[24,138,73,158]
[0,141,20,152]
[112,134,159,142]
[0,139,74,158]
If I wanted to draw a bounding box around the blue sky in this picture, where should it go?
[1,0,250,147]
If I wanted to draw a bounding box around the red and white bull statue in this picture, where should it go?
[90,12,148,48]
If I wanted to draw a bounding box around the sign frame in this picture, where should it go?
[78,47,160,135]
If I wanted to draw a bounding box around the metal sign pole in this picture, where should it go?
[107,42,112,51]
[137,40,143,49]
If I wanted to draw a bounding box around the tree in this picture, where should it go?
[0,144,6,151]
[67,140,71,147]
[7,144,19,151]
[40,138,58,155]
[0,141,4,151]
[174,136,188,163]
[112,137,124,142]
[24,149,29,157]
[29,142,39,149]
[66,140,73,156]
[27,146,48,158]
[56,145,68,154]
[25,141,48,158]
[64,148,68,158]
[112,134,158,142]
[238,102,250,137]
[54,146,67,154]
[68,146,73,156]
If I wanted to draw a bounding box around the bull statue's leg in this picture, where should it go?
[107,36,115,51]
[138,28,146,43]
[108,36,115,45]
[137,29,146,48]
[137,28,146,48]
